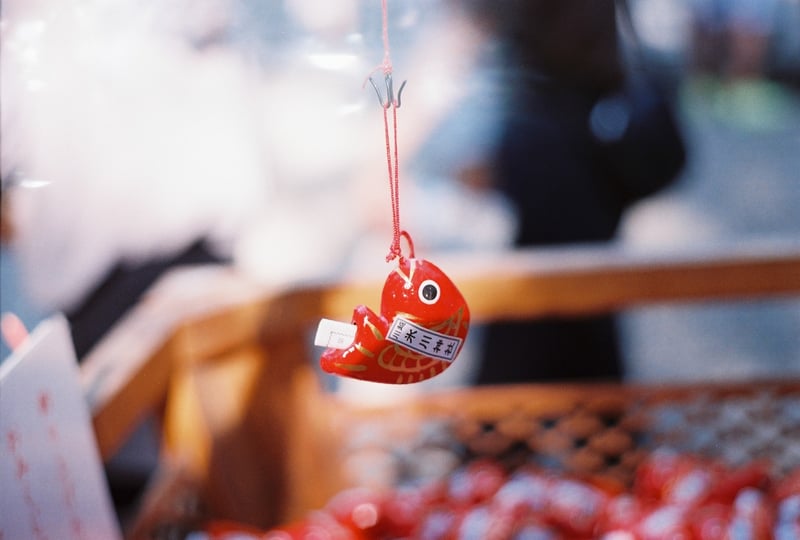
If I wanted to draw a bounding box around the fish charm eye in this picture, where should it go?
[419,280,440,305]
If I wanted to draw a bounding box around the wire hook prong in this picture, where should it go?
[368,76,388,108]
[368,73,407,109]
[394,79,407,108]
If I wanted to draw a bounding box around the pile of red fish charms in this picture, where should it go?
[201,450,800,539]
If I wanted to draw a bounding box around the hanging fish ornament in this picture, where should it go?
[314,0,470,384]
[316,239,470,384]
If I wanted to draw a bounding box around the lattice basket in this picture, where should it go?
[129,378,800,538]
[307,380,800,501]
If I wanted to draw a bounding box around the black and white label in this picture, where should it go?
[386,316,462,362]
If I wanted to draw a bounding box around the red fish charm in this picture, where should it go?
[316,257,470,384]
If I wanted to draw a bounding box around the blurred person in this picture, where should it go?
[687,0,792,130]
[690,0,781,80]
[469,0,687,383]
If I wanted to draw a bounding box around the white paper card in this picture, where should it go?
[314,318,357,349]
[0,315,122,540]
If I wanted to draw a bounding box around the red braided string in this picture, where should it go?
[378,0,407,262]
[386,104,403,261]
[381,0,391,73]
[383,106,401,261]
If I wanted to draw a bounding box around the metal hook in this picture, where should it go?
[368,73,407,109]
[395,79,407,108]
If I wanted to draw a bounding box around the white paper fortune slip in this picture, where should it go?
[0,315,122,540]
[315,318,357,350]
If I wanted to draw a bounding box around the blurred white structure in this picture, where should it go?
[2,0,513,319]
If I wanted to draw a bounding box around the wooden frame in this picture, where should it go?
[79,239,800,534]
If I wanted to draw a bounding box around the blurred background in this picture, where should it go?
[2,0,800,381]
